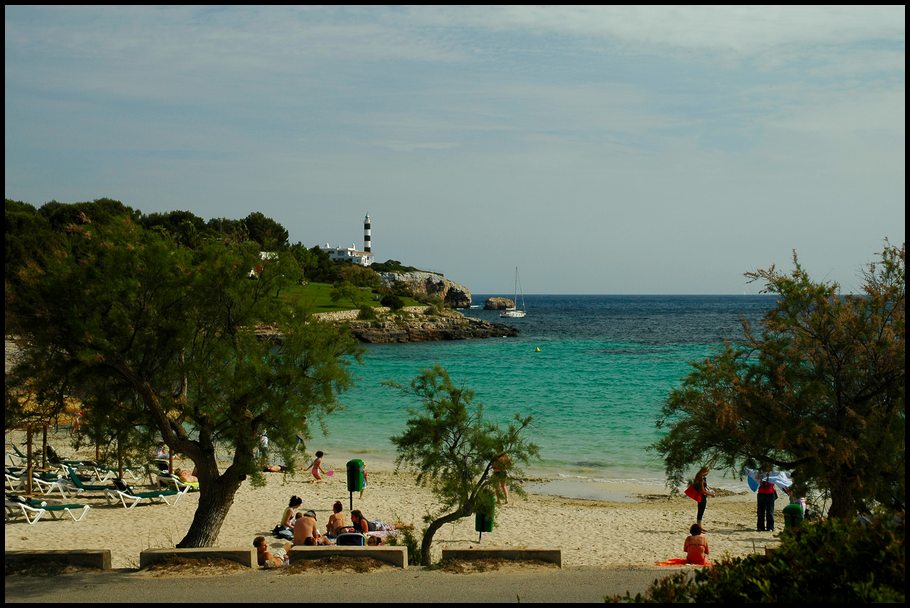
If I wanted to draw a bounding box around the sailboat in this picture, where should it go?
[500,266,527,318]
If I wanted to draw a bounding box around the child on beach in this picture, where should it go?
[307,451,328,483]
[683,523,710,565]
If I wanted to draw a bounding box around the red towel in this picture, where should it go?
[656,557,711,567]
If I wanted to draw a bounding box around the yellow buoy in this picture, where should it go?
[535,347,541,352]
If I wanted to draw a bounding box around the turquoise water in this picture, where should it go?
[311,295,776,497]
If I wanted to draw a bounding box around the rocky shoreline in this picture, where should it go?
[313,306,519,343]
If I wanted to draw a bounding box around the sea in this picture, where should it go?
[310,294,778,501]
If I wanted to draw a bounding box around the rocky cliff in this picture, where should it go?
[315,306,518,343]
[484,297,514,310]
[378,271,472,309]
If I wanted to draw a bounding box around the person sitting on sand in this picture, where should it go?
[280,495,303,529]
[253,536,289,568]
[293,510,333,546]
[307,451,328,483]
[326,500,347,535]
[683,523,710,565]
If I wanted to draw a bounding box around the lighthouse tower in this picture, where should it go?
[363,213,372,253]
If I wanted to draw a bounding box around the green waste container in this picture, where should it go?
[475,509,494,534]
[783,503,803,530]
[346,459,365,493]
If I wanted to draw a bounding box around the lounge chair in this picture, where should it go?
[30,475,71,500]
[5,470,25,491]
[63,465,114,494]
[157,473,199,492]
[5,494,91,524]
[93,463,142,481]
[105,478,189,509]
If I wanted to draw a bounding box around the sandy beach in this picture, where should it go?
[5,434,780,602]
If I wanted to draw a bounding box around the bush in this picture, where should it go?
[357,305,377,320]
[380,294,404,310]
[607,512,905,603]
[396,527,423,566]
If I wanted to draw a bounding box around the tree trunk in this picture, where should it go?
[420,509,468,567]
[827,484,855,519]
[176,474,243,547]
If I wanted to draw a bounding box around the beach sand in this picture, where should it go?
[5,435,779,602]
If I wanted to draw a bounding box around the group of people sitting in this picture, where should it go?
[257,495,412,567]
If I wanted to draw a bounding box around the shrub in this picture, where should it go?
[380,294,404,310]
[607,512,905,603]
[357,305,377,320]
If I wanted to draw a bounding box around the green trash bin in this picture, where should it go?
[783,503,803,530]
[475,509,494,534]
[346,459,365,493]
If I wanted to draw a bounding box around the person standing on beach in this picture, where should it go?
[492,454,511,504]
[359,463,368,499]
[757,469,778,531]
[693,466,715,527]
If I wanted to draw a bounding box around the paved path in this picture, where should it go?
[6,565,685,603]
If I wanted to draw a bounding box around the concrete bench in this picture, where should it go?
[139,547,256,569]
[289,545,408,568]
[441,548,562,567]
[6,549,112,570]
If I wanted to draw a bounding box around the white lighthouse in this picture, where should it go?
[317,214,374,266]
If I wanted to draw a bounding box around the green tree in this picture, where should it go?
[141,210,209,248]
[388,365,539,566]
[243,211,289,251]
[330,280,370,310]
[6,213,362,547]
[653,243,905,518]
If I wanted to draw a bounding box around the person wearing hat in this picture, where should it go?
[292,510,334,546]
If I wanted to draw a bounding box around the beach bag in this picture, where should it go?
[272,525,293,540]
[684,484,702,501]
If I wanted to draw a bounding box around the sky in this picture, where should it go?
[5,6,905,295]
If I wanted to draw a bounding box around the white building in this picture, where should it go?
[319,243,374,266]
[318,214,374,266]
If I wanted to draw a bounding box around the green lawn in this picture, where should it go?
[279,281,422,312]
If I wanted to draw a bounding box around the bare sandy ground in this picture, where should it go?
[5,434,779,602]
